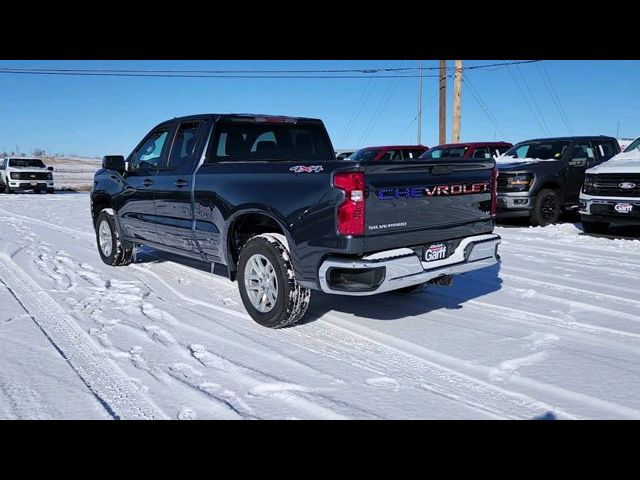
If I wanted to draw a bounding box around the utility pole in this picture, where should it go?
[452,60,463,143]
[417,60,423,145]
[439,60,447,145]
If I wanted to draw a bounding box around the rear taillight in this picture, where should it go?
[334,171,365,236]
[491,165,498,218]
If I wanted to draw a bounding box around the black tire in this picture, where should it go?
[47,189,54,194]
[530,188,561,227]
[395,283,428,294]
[95,209,133,266]
[581,219,609,234]
[237,233,310,329]
[34,189,42,194]
[3,184,12,194]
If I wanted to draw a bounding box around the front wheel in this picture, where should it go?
[3,184,12,194]
[95,209,133,266]
[530,189,561,227]
[237,234,310,328]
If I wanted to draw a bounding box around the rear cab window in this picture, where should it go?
[421,146,469,159]
[348,149,380,162]
[401,148,427,160]
[208,121,333,163]
[591,139,619,161]
[8,158,46,168]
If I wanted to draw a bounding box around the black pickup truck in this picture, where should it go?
[91,114,501,328]
[496,136,620,226]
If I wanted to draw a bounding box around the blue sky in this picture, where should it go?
[0,60,638,157]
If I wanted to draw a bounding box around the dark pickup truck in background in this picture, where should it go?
[91,114,501,328]
[495,136,620,226]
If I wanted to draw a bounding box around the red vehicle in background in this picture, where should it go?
[420,142,512,160]
[347,145,428,161]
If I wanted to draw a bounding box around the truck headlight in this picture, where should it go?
[504,173,533,191]
[47,172,53,180]
[583,174,595,194]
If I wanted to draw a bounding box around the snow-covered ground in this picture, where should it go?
[1,192,640,419]
[47,157,100,191]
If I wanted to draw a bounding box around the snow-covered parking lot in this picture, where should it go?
[1,192,640,419]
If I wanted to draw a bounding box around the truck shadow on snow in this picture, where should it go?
[136,248,502,324]
[303,264,502,323]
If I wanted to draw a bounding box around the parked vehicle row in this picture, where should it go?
[340,135,638,232]
[0,157,55,194]
[92,114,501,328]
[495,136,620,226]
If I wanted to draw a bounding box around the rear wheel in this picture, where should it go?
[237,234,310,328]
[581,219,609,234]
[530,189,561,227]
[95,210,133,266]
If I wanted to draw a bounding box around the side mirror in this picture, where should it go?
[102,155,126,173]
[47,166,54,171]
[568,158,587,167]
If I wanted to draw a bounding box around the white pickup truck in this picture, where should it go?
[0,157,55,194]
[579,137,640,233]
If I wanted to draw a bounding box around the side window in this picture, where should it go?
[131,127,170,171]
[593,140,617,161]
[0,159,5,170]
[570,142,595,160]
[513,145,529,158]
[472,147,491,159]
[167,121,200,168]
[402,149,425,159]
[496,146,510,156]
[380,150,401,161]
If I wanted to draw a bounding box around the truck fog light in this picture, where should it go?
[514,199,528,205]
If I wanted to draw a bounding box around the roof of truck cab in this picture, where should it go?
[168,113,324,123]
[358,145,428,150]
[431,142,512,148]
[518,136,617,143]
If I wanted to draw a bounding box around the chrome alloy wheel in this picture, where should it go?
[98,219,113,257]
[244,253,278,313]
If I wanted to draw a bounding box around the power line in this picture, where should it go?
[339,61,386,147]
[358,61,407,146]
[506,64,551,137]
[394,91,438,143]
[537,63,574,135]
[516,64,552,137]
[0,60,541,76]
[0,70,446,79]
[462,75,507,139]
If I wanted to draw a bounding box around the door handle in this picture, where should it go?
[143,179,153,187]
[175,179,188,188]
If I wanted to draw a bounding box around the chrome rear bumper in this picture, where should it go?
[318,233,501,296]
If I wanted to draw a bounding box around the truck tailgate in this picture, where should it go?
[363,159,495,252]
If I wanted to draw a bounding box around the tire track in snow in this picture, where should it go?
[6,202,640,418]
[139,261,578,419]
[0,254,166,420]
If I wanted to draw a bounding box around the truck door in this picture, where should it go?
[152,120,207,253]
[565,141,596,204]
[119,125,171,244]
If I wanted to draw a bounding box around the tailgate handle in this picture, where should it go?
[430,166,456,175]
[175,179,188,188]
